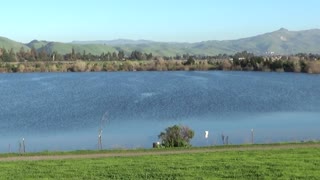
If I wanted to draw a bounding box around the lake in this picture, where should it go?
[0,71,319,152]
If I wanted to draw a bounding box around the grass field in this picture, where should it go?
[0,143,319,179]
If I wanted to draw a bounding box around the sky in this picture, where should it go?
[1,0,319,43]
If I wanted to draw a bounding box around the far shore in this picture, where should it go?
[1,59,320,74]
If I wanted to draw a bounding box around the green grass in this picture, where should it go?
[0,141,318,158]
[0,143,319,179]
[0,141,316,158]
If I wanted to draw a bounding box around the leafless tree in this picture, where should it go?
[98,112,109,150]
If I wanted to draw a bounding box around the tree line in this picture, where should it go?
[226,51,320,73]
[0,47,319,73]
[0,47,155,62]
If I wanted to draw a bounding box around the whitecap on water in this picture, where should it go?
[141,92,156,98]
[133,92,157,103]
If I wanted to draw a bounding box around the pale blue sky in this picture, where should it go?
[1,0,319,43]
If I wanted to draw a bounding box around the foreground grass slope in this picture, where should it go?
[0,146,319,179]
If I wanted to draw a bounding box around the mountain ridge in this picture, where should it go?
[1,28,320,56]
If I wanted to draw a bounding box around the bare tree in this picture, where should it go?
[19,138,26,154]
[98,112,109,150]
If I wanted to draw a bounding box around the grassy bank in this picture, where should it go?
[0,143,319,179]
[0,141,318,158]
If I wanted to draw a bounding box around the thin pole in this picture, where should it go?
[22,138,25,153]
[251,129,254,144]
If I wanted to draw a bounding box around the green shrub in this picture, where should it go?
[158,125,194,147]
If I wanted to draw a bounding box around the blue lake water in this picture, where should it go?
[0,71,319,152]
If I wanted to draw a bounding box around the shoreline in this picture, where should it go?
[0,60,320,74]
[0,141,319,160]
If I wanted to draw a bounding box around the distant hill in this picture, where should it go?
[68,28,320,56]
[0,36,30,52]
[36,42,117,55]
[27,40,50,49]
[214,28,320,55]
[2,28,320,56]
[71,39,154,45]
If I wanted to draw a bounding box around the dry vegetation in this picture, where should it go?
[0,60,218,73]
[0,57,320,74]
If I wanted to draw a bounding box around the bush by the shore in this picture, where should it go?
[1,58,319,74]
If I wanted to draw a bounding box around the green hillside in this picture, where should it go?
[2,28,320,56]
[222,28,320,54]
[0,36,30,52]
[27,40,50,49]
[116,41,239,56]
[93,28,320,56]
[38,42,118,55]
